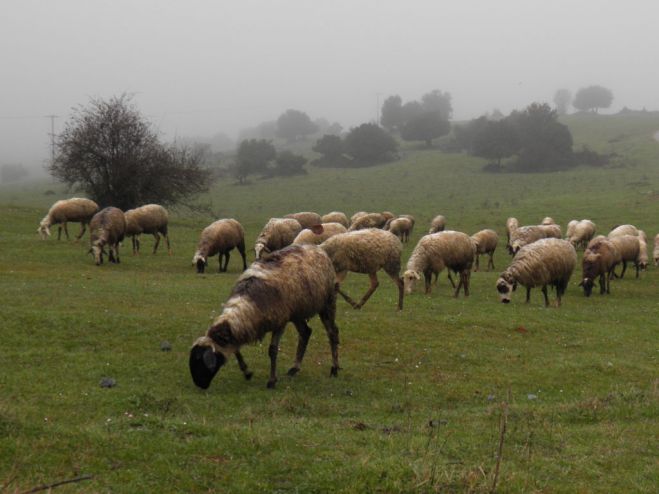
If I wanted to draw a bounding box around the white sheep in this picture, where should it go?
[496,238,577,307]
[428,215,447,234]
[124,204,171,255]
[636,234,649,271]
[293,222,347,245]
[608,224,639,238]
[254,218,303,260]
[38,197,99,240]
[189,244,341,389]
[608,234,641,278]
[579,236,619,296]
[321,211,349,228]
[348,212,388,231]
[567,219,596,249]
[320,228,404,310]
[89,207,126,265]
[385,216,414,242]
[565,220,579,241]
[471,229,498,271]
[284,211,322,229]
[192,219,247,274]
[505,217,519,252]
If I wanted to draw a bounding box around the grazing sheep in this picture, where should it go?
[538,223,562,239]
[654,234,659,267]
[284,211,322,229]
[89,207,126,266]
[428,215,447,234]
[608,234,641,279]
[567,219,596,249]
[320,228,404,311]
[38,197,99,240]
[293,222,347,245]
[580,236,619,296]
[608,224,639,238]
[321,211,349,228]
[192,219,247,274]
[348,212,388,231]
[254,218,303,260]
[505,217,519,252]
[403,231,474,297]
[124,204,171,255]
[636,234,649,271]
[471,229,498,271]
[509,226,546,255]
[385,216,414,242]
[189,244,341,389]
[565,220,579,241]
[496,238,577,307]
[541,217,556,225]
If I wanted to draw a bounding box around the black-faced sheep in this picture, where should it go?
[385,216,414,242]
[429,215,447,234]
[579,236,619,296]
[403,231,474,297]
[471,229,498,271]
[189,244,340,389]
[254,218,303,260]
[348,212,388,231]
[293,222,347,245]
[284,211,322,229]
[654,234,659,267]
[321,211,349,228]
[89,207,126,266]
[124,204,171,255]
[608,234,641,279]
[496,238,577,307]
[320,228,404,311]
[566,219,596,249]
[38,197,99,240]
[192,219,247,274]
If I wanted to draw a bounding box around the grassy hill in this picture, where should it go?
[0,113,657,492]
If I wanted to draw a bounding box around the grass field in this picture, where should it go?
[1,114,658,493]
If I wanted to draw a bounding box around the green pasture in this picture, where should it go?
[1,114,657,492]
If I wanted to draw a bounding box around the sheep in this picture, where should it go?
[496,238,577,307]
[403,231,474,297]
[124,204,171,255]
[192,219,247,274]
[428,215,447,234]
[509,226,547,255]
[89,207,126,266]
[541,217,556,225]
[608,224,639,238]
[654,234,659,267]
[293,222,347,245]
[350,211,368,225]
[471,229,498,271]
[348,212,388,231]
[385,216,414,242]
[608,234,641,279]
[284,211,322,229]
[321,211,349,228]
[538,223,562,239]
[567,219,596,249]
[565,220,579,241]
[636,234,649,271]
[254,218,303,260]
[579,236,619,296]
[38,197,99,240]
[320,228,404,310]
[189,244,341,389]
[505,217,519,252]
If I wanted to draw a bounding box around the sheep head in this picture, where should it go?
[403,270,421,294]
[192,253,207,273]
[580,277,595,297]
[37,223,51,239]
[189,321,237,389]
[254,242,270,260]
[496,274,515,303]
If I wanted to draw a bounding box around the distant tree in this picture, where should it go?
[276,109,318,142]
[233,139,276,184]
[273,150,307,176]
[401,112,450,147]
[50,94,211,209]
[573,85,613,113]
[553,89,572,115]
[421,89,453,119]
[325,122,343,135]
[312,134,344,160]
[471,119,519,169]
[380,95,404,132]
[452,116,489,154]
[344,123,398,165]
[238,121,277,141]
[401,101,423,123]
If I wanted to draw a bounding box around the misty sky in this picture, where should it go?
[1,0,658,166]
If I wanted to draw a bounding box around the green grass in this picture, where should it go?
[1,113,658,493]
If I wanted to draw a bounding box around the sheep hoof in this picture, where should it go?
[266,380,277,389]
[287,367,299,376]
[353,304,362,310]
[330,366,339,377]
[244,371,253,381]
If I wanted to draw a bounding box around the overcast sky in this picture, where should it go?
[1,0,658,166]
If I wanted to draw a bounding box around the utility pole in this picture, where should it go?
[45,114,59,165]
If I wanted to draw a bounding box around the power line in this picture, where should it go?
[45,114,59,165]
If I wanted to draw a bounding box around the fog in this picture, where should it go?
[1,0,658,169]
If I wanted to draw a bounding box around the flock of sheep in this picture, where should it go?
[38,197,657,389]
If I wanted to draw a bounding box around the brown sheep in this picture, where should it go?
[471,229,498,271]
[124,204,171,255]
[385,217,414,242]
[284,211,322,229]
[321,211,349,228]
[608,234,641,279]
[348,212,388,231]
[429,215,447,234]
[89,207,126,266]
[192,219,247,274]
[566,219,596,249]
[580,236,619,296]
[293,222,348,245]
[38,197,99,240]
[254,218,303,260]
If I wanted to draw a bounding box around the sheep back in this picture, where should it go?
[90,207,126,247]
[608,224,639,238]
[471,229,498,254]
[321,211,349,228]
[255,218,303,258]
[406,231,475,276]
[500,238,577,289]
[293,222,348,245]
[194,219,245,261]
[320,228,402,275]
[285,211,322,229]
[608,235,640,263]
[429,215,447,234]
[348,212,387,231]
[124,204,169,236]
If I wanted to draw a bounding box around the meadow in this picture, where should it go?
[0,113,657,493]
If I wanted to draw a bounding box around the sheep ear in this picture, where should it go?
[311,224,324,235]
[209,320,236,346]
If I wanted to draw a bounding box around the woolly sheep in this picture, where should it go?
[496,238,577,307]
[189,244,340,389]
[124,204,171,255]
[348,212,388,231]
[636,233,649,271]
[385,216,414,242]
[654,234,659,267]
[471,229,498,271]
[321,211,349,228]
[579,236,619,296]
[608,234,641,279]
[284,211,322,229]
[254,218,303,260]
[321,228,404,310]
[192,219,247,274]
[403,231,474,297]
[38,197,99,240]
[541,217,556,225]
[509,226,546,255]
[608,224,639,238]
[350,211,368,225]
[567,219,596,249]
[538,224,562,239]
[428,215,447,234]
[293,222,347,245]
[565,220,579,241]
[89,207,126,266]
[505,217,519,252]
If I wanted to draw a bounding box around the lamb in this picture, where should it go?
[471,229,498,271]
[428,215,447,234]
[38,197,99,240]
[293,222,347,245]
[403,231,474,297]
[124,204,171,255]
[608,234,641,278]
[496,238,577,307]
[579,236,619,296]
[567,219,596,249]
[89,207,126,266]
[189,244,341,389]
[284,211,322,229]
[320,228,404,310]
[348,212,388,231]
[321,211,349,228]
[192,219,247,274]
[505,217,519,252]
[608,224,639,238]
[254,218,303,260]
[654,234,659,267]
[385,216,414,242]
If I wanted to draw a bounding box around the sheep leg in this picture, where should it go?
[152,232,160,254]
[474,254,480,272]
[619,261,627,279]
[525,286,531,303]
[541,285,549,307]
[238,242,247,270]
[218,253,225,273]
[447,272,456,288]
[335,271,358,308]
[63,222,70,240]
[235,351,253,380]
[222,251,231,272]
[453,272,463,298]
[132,236,138,255]
[57,225,63,240]
[424,270,433,294]
[488,252,495,271]
[288,320,312,376]
[354,272,380,309]
[75,222,86,241]
[462,270,470,297]
[266,327,285,389]
[635,262,639,278]
[165,233,172,255]
[319,306,340,377]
